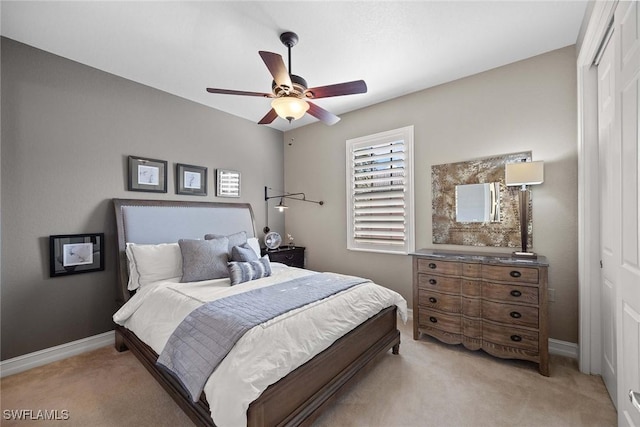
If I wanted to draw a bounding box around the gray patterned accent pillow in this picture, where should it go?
[231,243,259,262]
[204,231,247,254]
[227,255,272,285]
[179,238,229,282]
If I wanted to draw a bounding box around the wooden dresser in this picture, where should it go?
[412,249,549,376]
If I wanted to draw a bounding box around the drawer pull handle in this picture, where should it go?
[428,263,437,269]
[428,279,437,285]
[510,311,522,319]
[429,316,438,323]
[510,270,522,278]
[510,334,522,342]
[510,290,522,297]
[285,255,295,260]
[428,297,437,304]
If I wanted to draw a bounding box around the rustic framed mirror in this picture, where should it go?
[432,151,532,247]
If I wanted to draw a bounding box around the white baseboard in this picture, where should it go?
[549,338,579,359]
[0,330,114,378]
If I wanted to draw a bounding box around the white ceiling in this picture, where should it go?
[1,1,587,131]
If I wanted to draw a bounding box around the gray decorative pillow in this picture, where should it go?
[228,255,272,285]
[179,238,229,282]
[231,243,259,262]
[204,231,247,254]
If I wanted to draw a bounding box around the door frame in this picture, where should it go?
[577,0,617,375]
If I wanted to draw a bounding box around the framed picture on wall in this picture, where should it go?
[49,233,105,277]
[216,169,241,198]
[176,163,207,196]
[127,155,167,193]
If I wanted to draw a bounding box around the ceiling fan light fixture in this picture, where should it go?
[271,96,309,122]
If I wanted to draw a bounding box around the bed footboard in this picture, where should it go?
[115,305,400,427]
[247,305,400,427]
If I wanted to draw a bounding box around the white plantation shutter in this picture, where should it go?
[346,126,414,254]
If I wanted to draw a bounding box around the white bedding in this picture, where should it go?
[113,263,407,427]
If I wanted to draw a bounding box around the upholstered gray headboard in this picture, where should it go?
[113,198,257,304]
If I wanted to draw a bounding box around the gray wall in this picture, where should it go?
[283,46,579,343]
[1,38,580,359]
[1,38,285,360]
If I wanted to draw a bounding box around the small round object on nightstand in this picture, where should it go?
[264,231,282,250]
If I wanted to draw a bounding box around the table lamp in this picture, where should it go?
[505,160,544,258]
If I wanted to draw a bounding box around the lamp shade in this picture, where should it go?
[271,97,309,121]
[275,198,288,212]
[505,161,544,186]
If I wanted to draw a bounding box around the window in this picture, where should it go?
[346,126,414,254]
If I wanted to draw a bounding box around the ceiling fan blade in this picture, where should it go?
[206,88,273,97]
[259,51,293,91]
[305,80,367,99]
[258,108,278,125]
[307,101,340,126]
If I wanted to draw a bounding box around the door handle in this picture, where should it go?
[630,390,640,413]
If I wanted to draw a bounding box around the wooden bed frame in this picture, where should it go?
[113,198,401,427]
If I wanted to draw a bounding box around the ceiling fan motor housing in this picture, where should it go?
[273,74,308,98]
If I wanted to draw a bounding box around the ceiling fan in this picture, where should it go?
[206,31,367,126]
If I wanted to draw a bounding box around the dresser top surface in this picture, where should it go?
[410,248,549,267]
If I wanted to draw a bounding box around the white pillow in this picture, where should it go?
[126,242,183,290]
[247,237,261,258]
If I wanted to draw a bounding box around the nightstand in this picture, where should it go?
[261,246,305,268]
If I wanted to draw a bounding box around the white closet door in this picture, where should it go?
[597,19,618,405]
[615,2,640,426]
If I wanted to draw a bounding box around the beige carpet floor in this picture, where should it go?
[1,319,617,427]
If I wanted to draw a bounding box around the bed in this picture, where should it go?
[112,198,406,427]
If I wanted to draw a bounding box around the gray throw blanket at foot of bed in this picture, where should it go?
[157,272,369,402]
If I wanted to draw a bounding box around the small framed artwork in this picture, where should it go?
[49,233,105,277]
[176,163,207,196]
[216,169,241,198]
[127,155,167,193]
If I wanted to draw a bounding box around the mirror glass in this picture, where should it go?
[455,183,500,223]
[432,151,532,247]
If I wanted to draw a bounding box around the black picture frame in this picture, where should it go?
[176,163,207,196]
[49,233,105,277]
[127,155,167,193]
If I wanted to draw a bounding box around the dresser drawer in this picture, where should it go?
[482,282,539,305]
[418,309,461,335]
[461,279,482,297]
[417,274,461,294]
[462,262,481,277]
[482,264,539,284]
[463,317,482,338]
[482,322,539,352]
[416,258,461,275]
[482,300,539,329]
[418,290,461,314]
[462,297,481,317]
